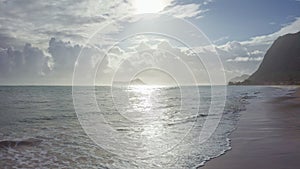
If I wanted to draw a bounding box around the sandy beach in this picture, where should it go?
[201,87,300,169]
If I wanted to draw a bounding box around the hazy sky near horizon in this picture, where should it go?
[0,0,300,85]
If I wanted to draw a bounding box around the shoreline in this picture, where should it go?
[200,87,300,169]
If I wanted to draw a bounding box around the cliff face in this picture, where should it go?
[243,32,300,85]
[229,74,249,83]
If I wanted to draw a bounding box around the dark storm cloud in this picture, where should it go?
[0,33,22,49]
[0,37,106,85]
[48,38,80,76]
[0,43,50,81]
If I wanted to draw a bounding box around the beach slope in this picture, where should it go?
[201,87,300,169]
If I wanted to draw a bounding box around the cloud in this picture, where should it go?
[210,41,267,78]
[0,43,50,84]
[0,0,211,52]
[48,37,109,84]
[94,40,215,85]
[249,50,264,55]
[48,38,81,76]
[0,0,132,48]
[213,36,230,44]
[242,17,300,46]
[0,0,215,85]
[203,0,214,5]
[219,41,250,57]
[163,3,206,19]
[227,56,263,62]
[0,37,108,85]
[2,0,298,84]
[203,17,300,79]
[128,0,174,14]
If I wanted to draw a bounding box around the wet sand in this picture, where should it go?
[201,87,300,169]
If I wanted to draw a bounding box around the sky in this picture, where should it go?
[0,0,300,85]
[194,0,300,43]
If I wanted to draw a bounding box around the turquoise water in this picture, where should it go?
[0,86,263,168]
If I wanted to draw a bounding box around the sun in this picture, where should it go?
[132,0,169,14]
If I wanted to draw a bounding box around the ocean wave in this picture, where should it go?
[0,138,42,149]
[18,114,76,123]
[166,113,209,126]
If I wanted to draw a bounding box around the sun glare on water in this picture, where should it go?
[132,0,169,14]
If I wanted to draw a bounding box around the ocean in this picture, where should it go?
[0,86,266,169]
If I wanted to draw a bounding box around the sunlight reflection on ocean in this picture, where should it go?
[0,86,262,169]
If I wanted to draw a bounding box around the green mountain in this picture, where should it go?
[235,32,300,85]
